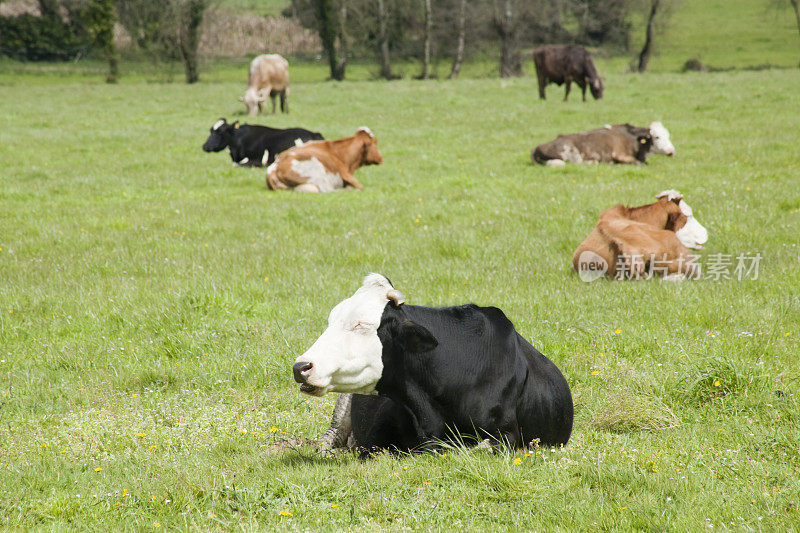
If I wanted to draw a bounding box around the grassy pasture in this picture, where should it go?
[2,53,800,531]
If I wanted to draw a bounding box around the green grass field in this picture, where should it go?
[1,1,800,529]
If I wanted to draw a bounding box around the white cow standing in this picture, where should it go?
[239,54,290,116]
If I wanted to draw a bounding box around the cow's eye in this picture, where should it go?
[352,321,371,331]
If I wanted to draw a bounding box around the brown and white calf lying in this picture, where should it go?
[266,127,383,193]
[532,122,675,166]
[573,190,708,280]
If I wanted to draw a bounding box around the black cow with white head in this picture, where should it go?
[292,274,574,452]
[202,118,324,167]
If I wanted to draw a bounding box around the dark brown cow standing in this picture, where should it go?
[533,44,604,101]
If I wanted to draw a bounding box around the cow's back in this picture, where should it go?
[533,44,569,83]
[248,54,289,91]
[578,129,634,162]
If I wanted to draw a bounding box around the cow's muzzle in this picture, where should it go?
[293,361,313,383]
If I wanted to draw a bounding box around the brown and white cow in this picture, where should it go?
[266,127,383,193]
[533,44,604,101]
[532,122,675,166]
[239,54,290,116]
[573,190,708,281]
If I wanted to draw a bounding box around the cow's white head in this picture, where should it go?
[649,122,675,156]
[238,87,266,116]
[292,274,405,396]
[656,190,708,249]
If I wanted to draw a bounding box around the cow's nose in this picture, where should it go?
[293,361,313,383]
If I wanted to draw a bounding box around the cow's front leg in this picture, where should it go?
[537,74,547,99]
[340,170,364,190]
[280,90,289,113]
[563,79,572,101]
[316,393,354,450]
[613,153,639,165]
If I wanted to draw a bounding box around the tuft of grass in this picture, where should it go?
[592,390,681,433]
[672,354,770,405]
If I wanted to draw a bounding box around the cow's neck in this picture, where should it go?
[375,369,446,445]
[330,136,364,172]
[225,131,242,160]
[628,203,667,228]
[375,321,447,444]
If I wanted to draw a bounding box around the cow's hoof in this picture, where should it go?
[546,159,566,167]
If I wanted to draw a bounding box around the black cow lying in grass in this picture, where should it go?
[292,274,574,452]
[202,118,323,167]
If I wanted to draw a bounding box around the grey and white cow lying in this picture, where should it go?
[532,122,675,166]
[292,274,574,452]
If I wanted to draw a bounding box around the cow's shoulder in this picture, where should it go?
[439,304,516,337]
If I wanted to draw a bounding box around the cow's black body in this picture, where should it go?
[349,303,573,451]
[533,44,604,101]
[202,118,323,167]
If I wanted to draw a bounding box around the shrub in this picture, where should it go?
[0,12,90,60]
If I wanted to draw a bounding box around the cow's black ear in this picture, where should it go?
[399,320,438,353]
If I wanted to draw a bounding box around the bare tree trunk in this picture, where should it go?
[419,0,432,78]
[448,0,467,79]
[791,0,800,38]
[637,0,660,72]
[377,0,395,79]
[496,0,517,77]
[178,0,205,83]
[336,1,347,79]
[315,0,344,80]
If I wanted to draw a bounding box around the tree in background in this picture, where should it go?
[448,0,467,79]
[636,0,660,72]
[287,0,647,79]
[789,0,800,39]
[315,0,346,79]
[115,0,208,83]
[290,0,347,79]
[569,0,632,50]
[376,0,396,79]
[83,0,118,82]
[175,0,206,83]
[418,0,433,78]
[493,0,521,77]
